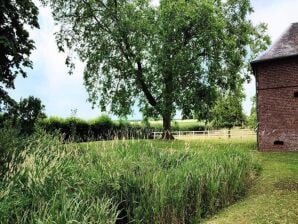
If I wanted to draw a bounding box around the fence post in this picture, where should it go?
[228,129,231,139]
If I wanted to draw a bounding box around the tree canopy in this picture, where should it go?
[42,0,270,138]
[3,96,46,135]
[0,0,39,111]
[211,89,245,129]
[246,96,257,130]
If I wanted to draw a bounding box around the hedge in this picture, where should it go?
[39,116,157,142]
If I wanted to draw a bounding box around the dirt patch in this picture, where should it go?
[274,179,298,191]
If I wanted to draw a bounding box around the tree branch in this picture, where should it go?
[136,61,158,108]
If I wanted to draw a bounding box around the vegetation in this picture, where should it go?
[0,130,259,223]
[246,96,257,130]
[42,0,270,138]
[0,0,39,110]
[3,96,46,135]
[40,115,155,141]
[204,148,298,224]
[0,125,25,178]
[211,92,246,129]
[39,116,213,142]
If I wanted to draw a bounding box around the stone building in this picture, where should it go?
[251,23,298,151]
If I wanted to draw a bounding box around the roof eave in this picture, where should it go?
[251,53,298,66]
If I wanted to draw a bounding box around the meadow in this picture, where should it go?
[0,129,297,223]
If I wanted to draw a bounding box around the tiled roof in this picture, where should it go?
[252,23,298,64]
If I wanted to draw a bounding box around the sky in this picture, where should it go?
[9,0,298,120]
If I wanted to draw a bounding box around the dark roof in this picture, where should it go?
[252,22,298,64]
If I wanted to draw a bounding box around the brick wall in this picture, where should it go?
[255,56,298,151]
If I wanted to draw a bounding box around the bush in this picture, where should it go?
[1,96,46,136]
[39,115,156,142]
[0,131,260,223]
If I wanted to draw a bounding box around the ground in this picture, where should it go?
[204,148,298,224]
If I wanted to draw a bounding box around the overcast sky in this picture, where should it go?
[9,0,298,120]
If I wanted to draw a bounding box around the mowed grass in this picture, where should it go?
[202,143,298,223]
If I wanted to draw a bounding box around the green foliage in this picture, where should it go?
[0,113,4,128]
[42,0,270,133]
[40,115,155,141]
[211,92,246,129]
[0,124,26,179]
[246,96,257,130]
[5,96,46,135]
[135,119,210,131]
[0,0,39,110]
[40,116,213,142]
[203,150,298,224]
[0,132,259,223]
[0,131,119,223]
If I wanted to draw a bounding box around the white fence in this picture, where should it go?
[153,129,256,139]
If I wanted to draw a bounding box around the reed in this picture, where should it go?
[0,130,260,223]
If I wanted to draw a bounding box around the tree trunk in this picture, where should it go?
[161,113,174,140]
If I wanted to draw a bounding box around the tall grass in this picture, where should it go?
[0,130,260,223]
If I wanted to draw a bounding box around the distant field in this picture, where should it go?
[130,119,208,131]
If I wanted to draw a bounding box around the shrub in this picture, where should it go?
[39,115,156,142]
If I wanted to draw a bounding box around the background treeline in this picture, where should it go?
[0,95,256,142]
[0,112,256,143]
[38,116,209,142]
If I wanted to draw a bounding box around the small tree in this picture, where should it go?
[0,0,39,111]
[246,96,257,130]
[5,96,46,135]
[211,90,245,129]
[42,0,270,139]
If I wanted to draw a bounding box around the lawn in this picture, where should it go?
[203,147,298,224]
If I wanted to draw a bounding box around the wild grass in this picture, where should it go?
[0,131,260,223]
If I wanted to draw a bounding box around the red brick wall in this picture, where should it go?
[255,57,298,151]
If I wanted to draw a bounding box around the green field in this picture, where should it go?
[0,133,297,223]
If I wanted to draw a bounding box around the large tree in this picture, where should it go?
[0,0,39,111]
[42,0,269,139]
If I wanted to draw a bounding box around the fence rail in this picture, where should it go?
[153,129,256,139]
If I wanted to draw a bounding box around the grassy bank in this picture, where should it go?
[204,150,298,224]
[0,133,258,223]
